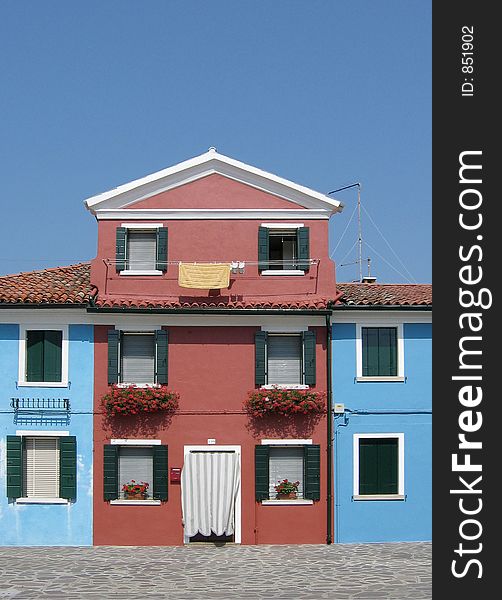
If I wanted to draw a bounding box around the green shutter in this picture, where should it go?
[258,227,269,271]
[116,227,127,271]
[255,445,270,501]
[303,330,316,386]
[359,438,398,495]
[44,330,63,382]
[362,328,397,376]
[107,329,120,385]
[26,330,44,382]
[304,444,321,500]
[6,436,23,499]
[153,445,168,501]
[255,331,267,386]
[156,227,168,271]
[59,436,77,500]
[103,444,119,500]
[155,329,168,385]
[297,227,310,272]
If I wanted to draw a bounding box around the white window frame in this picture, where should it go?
[261,439,314,506]
[109,438,162,506]
[18,324,69,388]
[353,433,405,501]
[15,430,70,504]
[115,328,159,388]
[119,223,163,276]
[260,328,309,389]
[260,223,306,276]
[355,322,405,382]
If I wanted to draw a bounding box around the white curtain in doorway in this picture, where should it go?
[181,452,240,538]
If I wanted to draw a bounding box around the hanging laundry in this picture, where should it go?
[178,263,231,289]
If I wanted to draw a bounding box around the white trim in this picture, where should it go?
[16,498,69,505]
[114,325,162,332]
[261,325,309,333]
[183,445,241,544]
[331,312,432,324]
[119,270,163,276]
[355,376,406,383]
[353,433,405,498]
[355,323,404,379]
[110,499,161,506]
[17,324,69,387]
[261,384,309,390]
[95,208,332,220]
[261,439,312,445]
[84,150,343,213]
[1,311,326,328]
[353,495,405,501]
[261,270,305,276]
[116,383,160,389]
[261,499,313,506]
[260,223,304,229]
[16,430,69,437]
[110,439,162,445]
[120,223,163,229]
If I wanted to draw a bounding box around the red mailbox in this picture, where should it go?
[170,467,181,483]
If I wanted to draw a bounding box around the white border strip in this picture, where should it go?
[110,439,162,445]
[355,323,404,379]
[16,430,69,437]
[261,439,312,445]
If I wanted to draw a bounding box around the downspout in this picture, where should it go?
[325,313,333,544]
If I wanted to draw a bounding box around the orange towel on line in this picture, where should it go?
[178,263,231,289]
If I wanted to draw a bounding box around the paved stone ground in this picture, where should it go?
[0,542,431,599]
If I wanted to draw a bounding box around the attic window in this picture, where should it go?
[258,225,310,274]
[116,225,168,275]
[269,231,298,270]
[127,231,157,271]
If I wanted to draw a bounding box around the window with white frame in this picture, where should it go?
[121,333,156,384]
[353,434,405,499]
[268,446,304,499]
[118,446,154,499]
[127,230,157,270]
[356,323,404,380]
[18,325,68,387]
[115,224,167,274]
[258,224,310,274]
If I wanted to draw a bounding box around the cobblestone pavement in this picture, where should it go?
[0,542,431,600]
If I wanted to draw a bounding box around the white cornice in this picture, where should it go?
[84,150,343,214]
[94,208,332,220]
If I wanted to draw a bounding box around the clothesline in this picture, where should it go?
[106,259,319,266]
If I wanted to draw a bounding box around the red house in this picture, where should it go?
[85,149,343,545]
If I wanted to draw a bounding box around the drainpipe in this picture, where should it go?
[325,313,333,544]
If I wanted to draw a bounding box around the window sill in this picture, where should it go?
[119,270,163,276]
[261,384,309,390]
[17,381,68,388]
[355,376,405,383]
[116,383,160,388]
[16,498,69,504]
[353,494,405,501]
[261,270,305,276]
[261,499,314,506]
[109,499,161,506]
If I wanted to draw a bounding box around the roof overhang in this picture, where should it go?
[84,149,344,216]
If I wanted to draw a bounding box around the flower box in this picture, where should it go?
[274,479,300,499]
[244,387,326,417]
[102,385,179,416]
[122,480,149,499]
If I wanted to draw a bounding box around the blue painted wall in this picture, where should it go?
[0,323,93,546]
[332,320,432,543]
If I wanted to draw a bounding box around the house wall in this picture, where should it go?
[93,323,328,546]
[0,323,93,546]
[331,320,432,543]
[90,175,336,301]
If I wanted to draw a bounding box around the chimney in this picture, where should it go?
[361,276,377,284]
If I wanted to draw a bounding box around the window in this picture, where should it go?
[356,324,404,381]
[258,225,310,274]
[353,434,405,500]
[107,329,168,385]
[103,442,168,502]
[255,330,316,387]
[6,434,77,502]
[18,325,68,387]
[116,225,168,274]
[26,330,62,382]
[255,443,320,503]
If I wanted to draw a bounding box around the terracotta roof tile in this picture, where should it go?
[0,263,92,305]
[335,283,432,307]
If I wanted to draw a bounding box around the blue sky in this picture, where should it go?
[0,1,431,283]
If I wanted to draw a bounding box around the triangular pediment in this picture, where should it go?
[84,149,343,216]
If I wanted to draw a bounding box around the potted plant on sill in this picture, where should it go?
[274,479,300,500]
[122,480,149,500]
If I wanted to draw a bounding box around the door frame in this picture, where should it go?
[182,445,242,544]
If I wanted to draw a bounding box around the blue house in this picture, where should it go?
[0,264,94,546]
[331,282,432,543]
